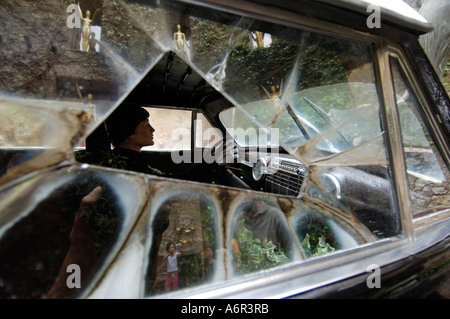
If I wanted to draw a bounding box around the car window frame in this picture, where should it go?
[139,105,221,154]
[138,8,420,299]
[384,47,450,230]
[85,3,449,299]
[136,12,414,299]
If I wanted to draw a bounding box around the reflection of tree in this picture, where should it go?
[224,39,347,101]
[177,201,217,289]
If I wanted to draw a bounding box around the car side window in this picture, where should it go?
[141,107,192,151]
[390,57,450,218]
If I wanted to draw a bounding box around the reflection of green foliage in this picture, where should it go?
[301,233,335,257]
[296,214,337,258]
[234,219,290,274]
[202,205,216,249]
[398,102,431,149]
[224,39,347,101]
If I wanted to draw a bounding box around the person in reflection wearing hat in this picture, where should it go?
[105,103,164,175]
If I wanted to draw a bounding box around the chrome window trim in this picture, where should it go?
[180,0,380,45]
[386,48,450,166]
[373,38,414,240]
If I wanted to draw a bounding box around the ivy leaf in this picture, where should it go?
[301,233,311,252]
[318,235,326,248]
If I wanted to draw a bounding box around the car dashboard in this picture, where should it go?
[231,150,308,198]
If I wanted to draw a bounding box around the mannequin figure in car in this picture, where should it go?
[105,103,164,176]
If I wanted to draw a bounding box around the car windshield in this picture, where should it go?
[220,82,382,152]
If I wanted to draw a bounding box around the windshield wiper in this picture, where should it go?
[285,102,311,140]
[303,97,351,147]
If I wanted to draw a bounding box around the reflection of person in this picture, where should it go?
[47,186,104,298]
[238,200,290,250]
[161,242,183,292]
[105,104,164,175]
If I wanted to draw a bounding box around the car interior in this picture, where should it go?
[1,0,448,300]
[79,51,274,191]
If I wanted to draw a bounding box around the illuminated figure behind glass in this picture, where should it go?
[173,24,190,58]
[77,3,100,52]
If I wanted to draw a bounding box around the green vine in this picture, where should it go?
[233,219,290,274]
[224,39,347,101]
[301,233,335,257]
[296,215,337,258]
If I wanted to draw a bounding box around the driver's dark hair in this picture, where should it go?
[105,103,149,147]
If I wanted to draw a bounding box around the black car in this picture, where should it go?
[0,0,448,299]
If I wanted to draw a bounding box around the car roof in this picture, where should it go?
[191,0,433,40]
[316,0,433,33]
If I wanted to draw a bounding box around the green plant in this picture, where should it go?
[233,219,290,274]
[301,233,335,257]
[296,214,337,258]
[224,39,347,101]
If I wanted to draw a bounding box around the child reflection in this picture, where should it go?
[160,242,183,292]
[146,196,217,295]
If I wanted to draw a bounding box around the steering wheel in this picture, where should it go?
[208,137,239,165]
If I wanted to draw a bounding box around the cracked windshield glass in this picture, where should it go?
[0,0,401,298]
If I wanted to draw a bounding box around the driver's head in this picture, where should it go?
[106,103,150,147]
